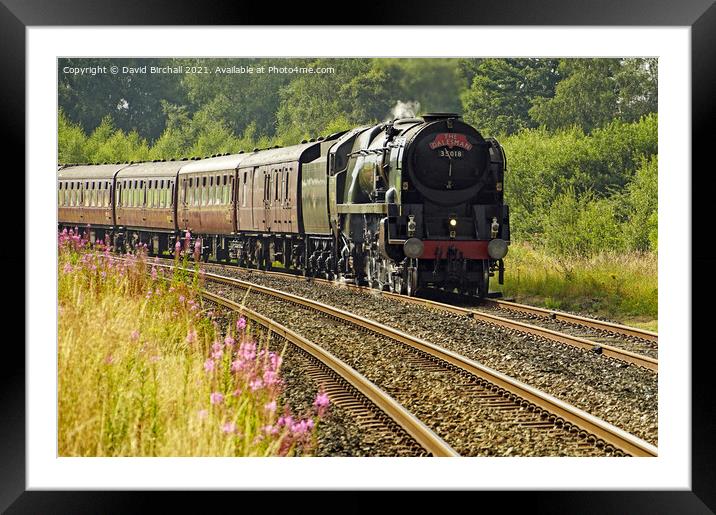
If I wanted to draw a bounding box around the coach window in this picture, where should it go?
[209,176,215,205]
[284,169,288,200]
[215,175,221,204]
[275,172,280,201]
[242,172,248,207]
[70,182,74,206]
[170,182,175,207]
[201,177,206,206]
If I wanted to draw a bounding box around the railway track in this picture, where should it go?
[162,259,657,372]
[201,289,457,457]
[151,260,656,456]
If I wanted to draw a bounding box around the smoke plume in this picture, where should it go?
[388,100,421,120]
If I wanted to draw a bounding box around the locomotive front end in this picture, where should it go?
[383,113,510,297]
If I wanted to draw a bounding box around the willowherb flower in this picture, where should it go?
[210,392,224,405]
[313,390,330,417]
[151,266,158,280]
[179,295,186,304]
[184,230,191,251]
[62,263,73,273]
[232,388,242,397]
[221,421,237,434]
[224,335,235,348]
[263,369,279,386]
[186,328,197,344]
[290,420,311,436]
[264,400,277,413]
[204,358,215,373]
[197,409,208,420]
[212,349,223,360]
[130,329,140,341]
[174,240,182,258]
[193,238,202,262]
[249,378,263,391]
[236,317,247,331]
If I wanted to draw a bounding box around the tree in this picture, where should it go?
[460,59,560,135]
[58,58,187,141]
[529,59,620,133]
[529,58,658,133]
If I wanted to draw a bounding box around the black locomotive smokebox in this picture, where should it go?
[409,118,489,193]
[421,112,462,122]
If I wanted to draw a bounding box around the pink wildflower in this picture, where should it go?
[263,370,278,386]
[212,349,223,360]
[249,378,263,391]
[210,392,224,405]
[221,422,237,434]
[186,328,197,344]
[184,230,191,251]
[236,317,247,331]
[204,358,215,373]
[178,295,186,304]
[197,409,208,420]
[151,266,158,280]
[62,263,73,273]
[264,400,277,413]
[224,335,235,348]
[130,329,140,341]
[193,238,202,262]
[313,390,330,417]
[174,240,182,258]
[104,354,114,365]
[232,388,242,397]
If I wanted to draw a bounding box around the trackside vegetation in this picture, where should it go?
[58,229,328,456]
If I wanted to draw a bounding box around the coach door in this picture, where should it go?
[262,167,272,232]
[180,177,190,229]
[272,166,282,233]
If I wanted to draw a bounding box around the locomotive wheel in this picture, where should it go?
[392,268,405,295]
[476,260,490,298]
[365,252,377,289]
[406,266,418,297]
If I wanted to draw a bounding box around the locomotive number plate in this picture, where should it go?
[438,149,463,158]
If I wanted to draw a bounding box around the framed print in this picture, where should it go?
[5,0,715,512]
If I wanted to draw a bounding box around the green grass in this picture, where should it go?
[496,243,657,329]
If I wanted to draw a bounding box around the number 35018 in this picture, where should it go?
[438,149,463,158]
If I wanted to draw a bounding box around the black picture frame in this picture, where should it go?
[4,1,715,512]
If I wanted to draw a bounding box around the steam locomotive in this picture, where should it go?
[58,113,510,297]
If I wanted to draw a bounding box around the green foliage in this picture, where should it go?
[502,114,658,251]
[542,187,624,258]
[621,155,658,252]
[460,58,560,135]
[528,59,658,133]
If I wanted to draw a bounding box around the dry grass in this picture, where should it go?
[58,230,326,456]
[496,243,657,328]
